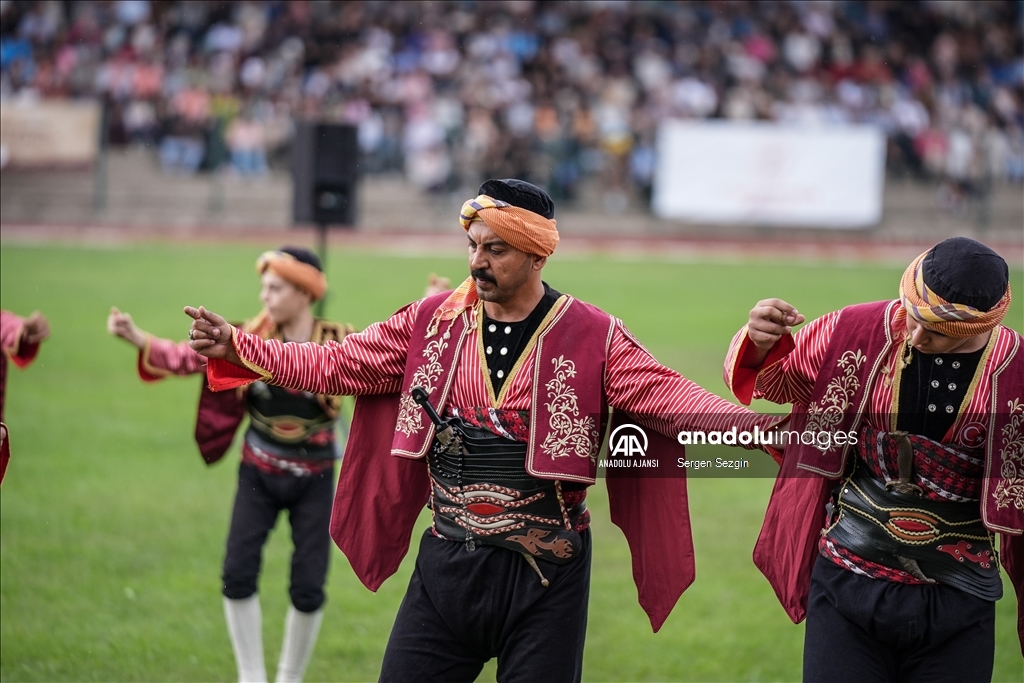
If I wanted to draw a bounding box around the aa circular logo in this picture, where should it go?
[609,424,648,458]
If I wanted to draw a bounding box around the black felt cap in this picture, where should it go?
[280,246,323,272]
[922,237,1008,311]
[478,179,555,219]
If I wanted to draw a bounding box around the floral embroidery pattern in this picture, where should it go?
[540,356,598,460]
[805,349,866,452]
[994,398,1024,511]
[396,332,449,436]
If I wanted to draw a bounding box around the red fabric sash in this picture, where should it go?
[752,402,831,624]
[330,392,430,592]
[194,383,246,465]
[606,410,695,632]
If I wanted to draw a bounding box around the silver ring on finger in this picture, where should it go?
[188,329,194,341]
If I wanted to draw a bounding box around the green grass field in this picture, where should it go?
[1,243,1022,682]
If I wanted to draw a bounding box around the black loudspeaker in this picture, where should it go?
[292,123,359,226]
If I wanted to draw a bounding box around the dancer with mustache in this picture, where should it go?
[183,179,785,682]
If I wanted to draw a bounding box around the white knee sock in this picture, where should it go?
[274,606,324,683]
[223,595,267,683]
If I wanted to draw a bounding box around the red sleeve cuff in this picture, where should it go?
[725,329,795,406]
[9,340,39,369]
[137,336,168,382]
[207,357,261,391]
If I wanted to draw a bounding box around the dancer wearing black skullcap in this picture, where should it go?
[725,236,1023,682]
[186,180,786,682]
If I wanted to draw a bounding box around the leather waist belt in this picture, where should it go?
[826,466,1001,601]
[244,427,336,461]
[428,417,584,565]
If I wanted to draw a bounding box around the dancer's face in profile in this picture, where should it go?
[260,271,312,326]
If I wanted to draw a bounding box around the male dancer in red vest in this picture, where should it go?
[185,179,783,682]
[109,248,350,683]
[724,236,1023,682]
[0,309,50,483]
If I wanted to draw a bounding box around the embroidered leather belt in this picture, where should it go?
[427,417,585,566]
[825,465,1002,601]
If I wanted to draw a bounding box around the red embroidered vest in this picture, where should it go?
[753,301,1024,644]
[331,291,697,633]
[390,291,616,484]
[787,299,1024,533]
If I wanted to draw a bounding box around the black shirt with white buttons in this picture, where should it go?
[896,345,986,441]
[482,283,561,394]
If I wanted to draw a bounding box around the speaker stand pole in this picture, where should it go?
[315,222,328,318]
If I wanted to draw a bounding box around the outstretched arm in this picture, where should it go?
[605,320,783,450]
[185,303,417,396]
[107,307,149,349]
[110,307,206,378]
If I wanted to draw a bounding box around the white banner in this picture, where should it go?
[652,121,885,228]
[0,99,101,168]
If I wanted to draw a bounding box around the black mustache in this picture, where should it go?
[471,269,496,284]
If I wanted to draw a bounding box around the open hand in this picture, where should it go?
[22,311,49,345]
[184,306,238,363]
[424,273,451,298]
[747,299,805,352]
[107,307,147,348]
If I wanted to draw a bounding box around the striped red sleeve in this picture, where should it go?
[605,320,783,450]
[751,310,841,406]
[138,336,207,381]
[209,301,421,395]
[0,310,39,369]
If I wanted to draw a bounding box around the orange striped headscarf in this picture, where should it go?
[899,250,1011,338]
[256,250,328,301]
[459,194,559,257]
[424,194,560,337]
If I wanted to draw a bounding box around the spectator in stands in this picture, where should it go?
[226,108,267,178]
[0,1,1020,206]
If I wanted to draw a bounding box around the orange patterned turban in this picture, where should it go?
[899,238,1010,339]
[426,180,559,337]
[459,180,559,258]
[256,248,328,301]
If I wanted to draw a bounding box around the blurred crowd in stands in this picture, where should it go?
[1,0,1021,209]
